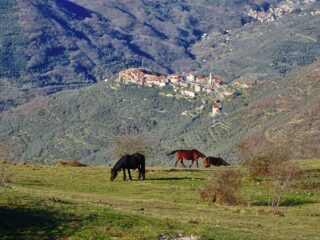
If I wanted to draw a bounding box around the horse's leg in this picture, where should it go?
[196,160,199,168]
[122,168,126,181]
[189,160,194,168]
[141,168,145,180]
[175,159,180,167]
[181,160,186,168]
[137,166,141,179]
[127,169,132,180]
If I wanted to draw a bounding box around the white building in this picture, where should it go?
[181,89,196,98]
[195,85,203,92]
[212,103,222,116]
[186,73,196,82]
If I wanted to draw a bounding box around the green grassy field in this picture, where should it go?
[0,160,319,240]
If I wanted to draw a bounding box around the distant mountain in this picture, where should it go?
[2,0,319,110]
[193,9,320,81]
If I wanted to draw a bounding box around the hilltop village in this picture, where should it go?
[115,68,255,117]
[247,0,319,23]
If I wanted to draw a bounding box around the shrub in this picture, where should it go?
[299,170,320,191]
[268,163,301,207]
[0,141,15,186]
[0,159,12,164]
[242,151,289,178]
[0,141,17,163]
[57,160,86,167]
[200,169,242,205]
[236,139,302,207]
[236,140,290,178]
[0,161,13,187]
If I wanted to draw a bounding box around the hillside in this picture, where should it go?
[1,0,320,111]
[0,83,209,165]
[235,59,320,158]
[0,60,319,165]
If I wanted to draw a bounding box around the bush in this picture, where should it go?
[299,169,320,191]
[200,169,242,205]
[241,151,289,178]
[236,139,302,207]
[0,141,15,186]
[268,163,301,207]
[236,140,290,178]
[0,161,13,187]
[57,160,86,167]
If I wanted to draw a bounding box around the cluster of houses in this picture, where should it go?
[247,0,317,23]
[118,68,167,87]
[311,10,320,16]
[118,68,223,98]
[117,67,256,118]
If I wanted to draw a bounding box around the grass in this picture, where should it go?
[0,160,319,239]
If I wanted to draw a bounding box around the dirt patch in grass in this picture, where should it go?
[56,160,86,167]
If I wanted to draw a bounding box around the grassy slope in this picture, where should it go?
[1,159,319,239]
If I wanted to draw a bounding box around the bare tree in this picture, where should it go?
[268,163,301,207]
[235,138,301,207]
[0,141,15,186]
[112,133,152,160]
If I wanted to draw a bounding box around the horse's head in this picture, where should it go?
[193,149,206,159]
[110,169,118,181]
[203,157,210,168]
[221,159,230,166]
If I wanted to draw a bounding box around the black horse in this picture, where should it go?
[110,153,145,181]
[203,156,230,167]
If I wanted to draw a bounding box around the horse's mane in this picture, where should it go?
[112,155,126,171]
[192,149,206,158]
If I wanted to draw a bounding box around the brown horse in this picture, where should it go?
[203,156,229,167]
[168,149,206,168]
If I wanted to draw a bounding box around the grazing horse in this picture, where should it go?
[110,153,145,181]
[203,156,230,167]
[168,149,206,168]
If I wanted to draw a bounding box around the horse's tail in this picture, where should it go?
[140,155,146,180]
[167,150,179,156]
